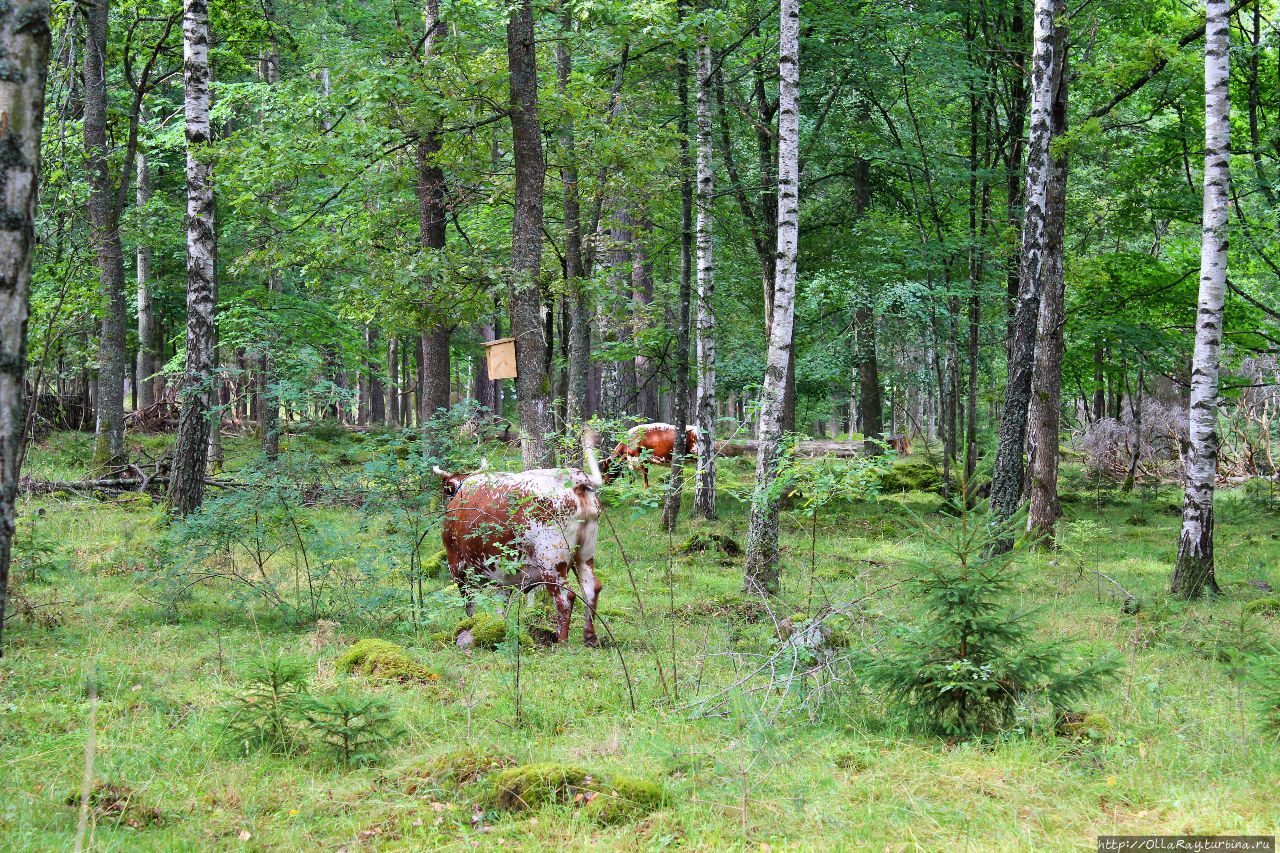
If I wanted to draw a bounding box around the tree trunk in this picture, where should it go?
[856,306,883,451]
[1092,345,1106,422]
[366,325,384,424]
[419,325,451,423]
[744,0,798,596]
[136,149,156,410]
[85,0,127,470]
[693,31,717,520]
[663,11,696,533]
[507,0,552,467]
[632,219,658,421]
[599,201,636,418]
[558,11,589,428]
[1027,30,1069,542]
[989,0,1065,528]
[1173,0,1229,599]
[260,272,281,459]
[386,335,400,427]
[169,0,217,516]
[0,0,51,657]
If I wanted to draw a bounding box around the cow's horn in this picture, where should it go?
[477,457,490,471]
[432,465,452,479]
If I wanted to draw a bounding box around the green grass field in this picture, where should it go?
[3,431,1279,850]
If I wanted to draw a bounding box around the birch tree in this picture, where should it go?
[1027,9,1069,542]
[1172,0,1230,598]
[507,0,553,467]
[693,29,717,520]
[744,0,798,595]
[168,0,217,515]
[0,0,51,657]
[990,0,1064,527]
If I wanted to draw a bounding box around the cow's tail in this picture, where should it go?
[582,428,605,489]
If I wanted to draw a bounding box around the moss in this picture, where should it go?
[335,638,436,682]
[454,612,532,649]
[422,549,448,580]
[491,762,592,810]
[1057,711,1113,741]
[1244,596,1280,617]
[878,459,954,495]
[678,532,743,558]
[398,746,517,794]
[580,773,665,824]
[490,763,664,823]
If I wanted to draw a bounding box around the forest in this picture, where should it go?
[2,0,1280,847]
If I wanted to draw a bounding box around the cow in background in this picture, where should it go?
[435,435,605,646]
[603,422,699,488]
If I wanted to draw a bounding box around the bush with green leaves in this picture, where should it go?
[862,500,1120,736]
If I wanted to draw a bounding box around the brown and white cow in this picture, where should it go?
[603,422,699,488]
[434,437,605,646]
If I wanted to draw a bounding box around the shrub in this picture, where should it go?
[219,654,314,755]
[861,500,1120,736]
[336,639,437,682]
[1252,655,1280,732]
[305,689,404,768]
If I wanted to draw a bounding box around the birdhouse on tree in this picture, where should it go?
[482,337,517,380]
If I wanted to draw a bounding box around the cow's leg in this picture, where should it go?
[574,556,602,647]
[641,464,650,489]
[546,564,575,643]
[452,567,476,616]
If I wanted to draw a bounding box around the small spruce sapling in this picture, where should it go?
[862,497,1119,736]
[219,653,314,755]
[304,690,405,768]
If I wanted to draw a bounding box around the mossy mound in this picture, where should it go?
[490,762,665,823]
[454,612,533,649]
[399,746,516,794]
[422,549,449,580]
[335,639,436,682]
[1245,596,1280,617]
[1056,711,1113,741]
[580,773,665,824]
[678,532,743,558]
[878,459,953,495]
[492,762,592,810]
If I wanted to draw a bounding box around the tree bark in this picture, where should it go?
[507,0,552,467]
[744,0,798,595]
[135,148,156,410]
[168,0,217,515]
[693,31,717,519]
[417,0,450,430]
[598,200,635,418]
[1173,0,1230,598]
[631,218,658,421]
[0,0,51,657]
[84,0,127,470]
[386,335,400,427]
[366,325,384,424]
[990,0,1065,528]
[663,10,696,532]
[558,10,589,428]
[1027,30,1069,541]
[260,272,281,459]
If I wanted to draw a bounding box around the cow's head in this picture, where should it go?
[433,458,489,499]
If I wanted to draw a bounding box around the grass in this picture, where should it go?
[2,431,1280,849]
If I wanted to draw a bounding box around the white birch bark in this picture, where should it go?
[989,0,1064,525]
[693,31,717,519]
[169,0,217,515]
[744,0,799,594]
[1173,0,1230,597]
[0,0,51,656]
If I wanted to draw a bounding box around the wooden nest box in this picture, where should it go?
[482,337,517,380]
